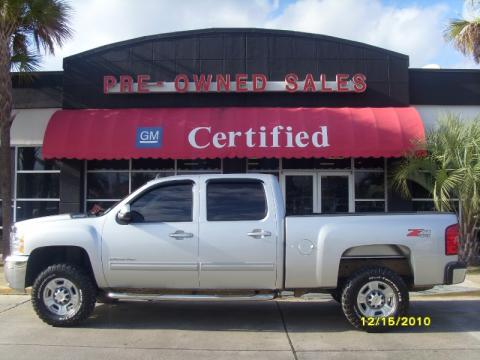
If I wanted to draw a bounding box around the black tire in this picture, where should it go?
[31,264,97,327]
[341,267,409,332]
[329,288,342,303]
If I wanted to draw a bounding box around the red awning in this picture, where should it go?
[42,107,425,160]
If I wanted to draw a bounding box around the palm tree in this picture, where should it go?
[1,0,72,259]
[444,0,480,63]
[393,114,480,265]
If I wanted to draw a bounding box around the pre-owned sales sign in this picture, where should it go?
[103,73,367,94]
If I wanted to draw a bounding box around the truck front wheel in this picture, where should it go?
[341,267,409,332]
[31,264,96,327]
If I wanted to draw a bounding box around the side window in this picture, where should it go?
[130,182,193,222]
[207,180,267,221]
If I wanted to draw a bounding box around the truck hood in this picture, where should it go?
[14,213,89,228]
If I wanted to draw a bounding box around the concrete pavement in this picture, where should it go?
[0,295,479,360]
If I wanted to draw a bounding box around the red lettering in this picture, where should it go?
[320,74,333,92]
[174,74,189,93]
[193,74,213,92]
[353,73,367,93]
[235,73,248,92]
[137,74,150,93]
[216,74,231,92]
[252,73,267,92]
[119,75,133,93]
[407,229,422,237]
[336,73,349,92]
[303,73,316,92]
[103,75,117,94]
[285,73,298,92]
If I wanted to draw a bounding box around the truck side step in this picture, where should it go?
[107,292,276,302]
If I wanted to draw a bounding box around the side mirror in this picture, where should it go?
[116,204,132,224]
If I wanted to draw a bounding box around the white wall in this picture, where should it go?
[414,105,480,131]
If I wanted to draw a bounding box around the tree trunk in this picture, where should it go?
[0,32,13,260]
[459,218,479,266]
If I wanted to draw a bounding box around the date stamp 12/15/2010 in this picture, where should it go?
[361,316,431,327]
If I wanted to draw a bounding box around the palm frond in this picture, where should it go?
[444,17,480,63]
[393,113,480,213]
[23,0,73,55]
[10,49,40,72]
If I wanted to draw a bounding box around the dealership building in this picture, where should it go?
[3,28,480,235]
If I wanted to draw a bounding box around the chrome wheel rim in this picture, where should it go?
[42,278,81,316]
[356,280,397,317]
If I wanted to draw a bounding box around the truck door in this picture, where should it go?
[198,178,278,289]
[101,180,199,289]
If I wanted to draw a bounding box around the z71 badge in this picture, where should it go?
[407,229,432,238]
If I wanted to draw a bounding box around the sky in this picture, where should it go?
[39,0,480,71]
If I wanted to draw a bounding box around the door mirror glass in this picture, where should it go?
[116,204,132,224]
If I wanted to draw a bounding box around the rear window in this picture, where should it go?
[207,180,267,221]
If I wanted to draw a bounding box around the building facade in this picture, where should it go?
[3,28,480,236]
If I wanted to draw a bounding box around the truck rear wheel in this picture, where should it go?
[31,264,96,327]
[341,267,409,332]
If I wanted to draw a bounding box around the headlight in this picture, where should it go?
[9,226,24,255]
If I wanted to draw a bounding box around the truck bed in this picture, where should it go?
[284,212,458,288]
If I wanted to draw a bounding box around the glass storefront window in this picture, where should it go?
[87,160,129,170]
[412,200,436,212]
[354,172,385,199]
[355,201,385,212]
[17,147,59,171]
[131,172,175,191]
[87,173,129,199]
[354,158,384,170]
[321,176,349,213]
[408,180,432,199]
[14,147,60,222]
[132,159,175,170]
[285,175,314,215]
[412,200,459,212]
[247,158,279,171]
[17,173,60,198]
[85,159,224,211]
[283,158,350,169]
[15,201,59,221]
[177,159,221,171]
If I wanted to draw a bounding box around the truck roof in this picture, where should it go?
[146,173,277,186]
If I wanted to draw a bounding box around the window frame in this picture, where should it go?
[206,179,268,222]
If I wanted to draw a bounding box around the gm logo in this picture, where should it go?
[136,127,163,148]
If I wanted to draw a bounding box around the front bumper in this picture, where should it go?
[4,255,29,291]
[444,261,467,285]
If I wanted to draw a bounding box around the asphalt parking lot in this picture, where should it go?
[0,295,479,360]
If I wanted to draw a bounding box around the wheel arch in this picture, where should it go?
[25,246,98,288]
[337,244,414,289]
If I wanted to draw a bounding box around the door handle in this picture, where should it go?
[247,229,272,238]
[169,230,194,239]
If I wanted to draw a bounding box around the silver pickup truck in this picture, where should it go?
[5,174,466,330]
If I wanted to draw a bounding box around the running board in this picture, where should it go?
[107,292,276,302]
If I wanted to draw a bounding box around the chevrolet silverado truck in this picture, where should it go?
[5,174,466,330]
